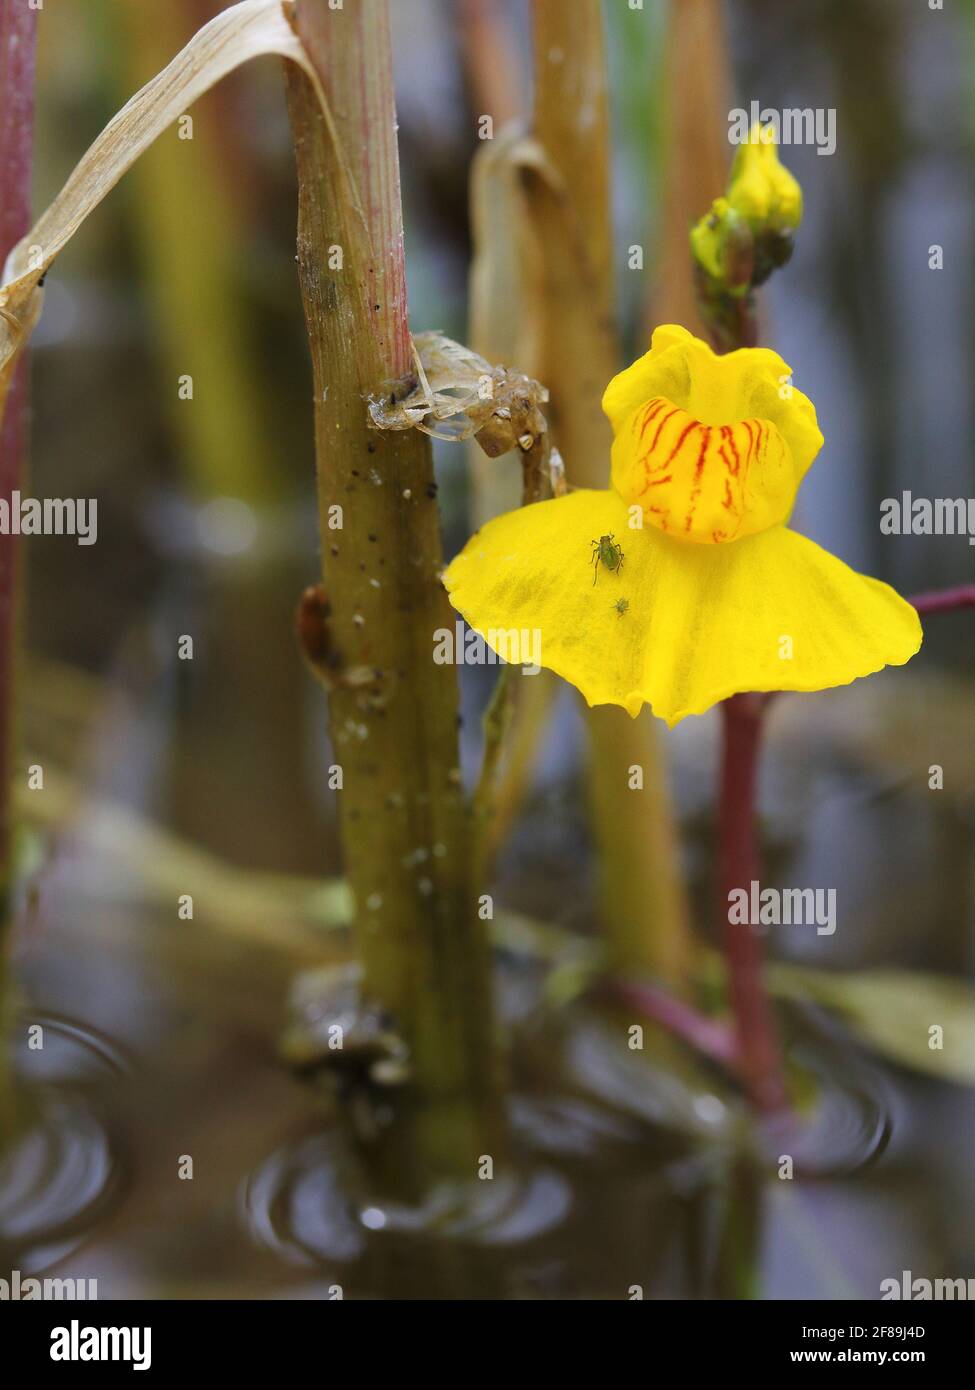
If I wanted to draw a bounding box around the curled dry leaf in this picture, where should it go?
[0,0,341,414]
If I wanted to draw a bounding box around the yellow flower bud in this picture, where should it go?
[727,123,803,235]
[690,196,752,293]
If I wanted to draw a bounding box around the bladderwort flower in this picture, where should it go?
[444,324,922,727]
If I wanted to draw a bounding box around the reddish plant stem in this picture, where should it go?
[0,0,38,912]
[718,694,787,1113]
[610,978,738,1071]
[910,585,975,616]
[706,571,972,1102]
[708,287,784,1113]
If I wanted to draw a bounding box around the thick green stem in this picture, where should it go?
[284,0,499,1190]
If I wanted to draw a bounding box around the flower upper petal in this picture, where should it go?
[443,489,922,727]
[602,325,824,542]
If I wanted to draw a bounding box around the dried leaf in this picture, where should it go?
[0,0,339,408]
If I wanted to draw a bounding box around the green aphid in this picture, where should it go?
[613,597,629,617]
[590,533,624,585]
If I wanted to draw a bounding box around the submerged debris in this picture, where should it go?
[281,963,412,1095]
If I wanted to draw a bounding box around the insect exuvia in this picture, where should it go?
[613,597,629,617]
[591,533,624,585]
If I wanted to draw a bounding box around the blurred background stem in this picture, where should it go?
[113,0,275,505]
[651,0,734,338]
[109,0,324,875]
[285,0,499,1193]
[527,0,692,992]
[0,0,37,1142]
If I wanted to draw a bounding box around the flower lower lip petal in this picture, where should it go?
[444,487,921,727]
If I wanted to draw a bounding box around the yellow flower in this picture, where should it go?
[444,326,922,728]
[727,124,803,235]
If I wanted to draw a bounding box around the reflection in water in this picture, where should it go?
[4,896,961,1298]
[0,1015,127,1271]
[242,1118,571,1269]
[764,1019,893,1180]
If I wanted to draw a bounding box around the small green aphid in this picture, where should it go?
[590,533,624,585]
[613,597,629,617]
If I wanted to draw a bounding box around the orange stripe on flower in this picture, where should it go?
[614,396,791,546]
[636,397,669,439]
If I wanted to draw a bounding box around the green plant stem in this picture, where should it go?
[472,664,512,887]
[0,0,37,1143]
[710,1145,764,1298]
[284,0,499,1191]
[470,431,551,880]
[528,0,693,991]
